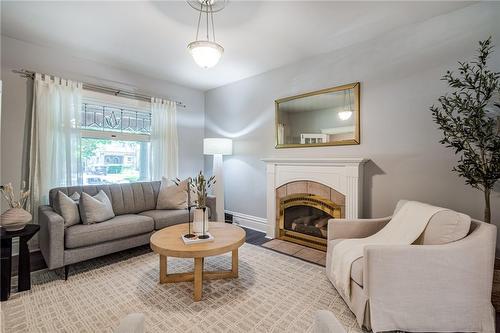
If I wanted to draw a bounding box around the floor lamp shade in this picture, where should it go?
[203,138,232,223]
[203,138,232,155]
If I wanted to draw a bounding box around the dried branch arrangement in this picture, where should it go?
[175,171,216,209]
[0,182,30,209]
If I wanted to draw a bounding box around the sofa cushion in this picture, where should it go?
[79,190,115,224]
[329,239,364,286]
[139,209,192,230]
[65,214,154,249]
[54,191,81,227]
[156,178,188,210]
[414,210,471,245]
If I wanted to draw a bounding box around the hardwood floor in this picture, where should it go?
[242,226,270,246]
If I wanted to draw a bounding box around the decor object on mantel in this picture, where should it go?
[430,37,499,224]
[0,182,31,231]
[204,138,233,221]
[187,0,227,68]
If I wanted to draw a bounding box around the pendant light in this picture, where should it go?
[187,0,226,69]
[338,89,354,120]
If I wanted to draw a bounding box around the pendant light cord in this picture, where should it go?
[206,3,209,41]
[195,5,202,40]
[210,4,216,42]
[194,2,217,43]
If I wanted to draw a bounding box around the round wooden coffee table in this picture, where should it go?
[150,222,245,301]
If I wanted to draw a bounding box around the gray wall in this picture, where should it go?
[204,4,500,244]
[0,36,206,212]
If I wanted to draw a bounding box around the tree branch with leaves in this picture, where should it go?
[430,37,500,223]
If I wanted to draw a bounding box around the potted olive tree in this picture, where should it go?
[430,37,500,224]
[431,37,500,310]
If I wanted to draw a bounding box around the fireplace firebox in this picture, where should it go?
[277,181,344,251]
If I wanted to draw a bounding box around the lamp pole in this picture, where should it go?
[213,153,224,222]
[203,138,232,223]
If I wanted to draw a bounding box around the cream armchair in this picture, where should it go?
[325,202,497,333]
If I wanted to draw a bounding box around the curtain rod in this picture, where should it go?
[12,69,186,108]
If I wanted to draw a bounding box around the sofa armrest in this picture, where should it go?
[206,195,217,221]
[364,222,496,332]
[327,217,391,241]
[38,205,65,269]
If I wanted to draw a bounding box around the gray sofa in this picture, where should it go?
[38,181,216,279]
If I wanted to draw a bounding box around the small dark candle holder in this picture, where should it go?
[198,206,209,239]
[184,205,196,239]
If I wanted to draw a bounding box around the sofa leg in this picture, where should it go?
[64,265,69,281]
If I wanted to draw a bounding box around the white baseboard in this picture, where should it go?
[225,210,268,234]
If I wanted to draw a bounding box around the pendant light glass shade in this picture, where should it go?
[338,110,353,120]
[188,41,224,69]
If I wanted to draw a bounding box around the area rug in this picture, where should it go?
[1,244,365,333]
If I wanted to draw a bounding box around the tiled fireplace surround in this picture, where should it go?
[263,158,367,249]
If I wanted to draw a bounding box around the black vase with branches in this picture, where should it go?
[430,37,500,223]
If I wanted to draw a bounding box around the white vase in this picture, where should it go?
[0,208,32,231]
[193,208,209,234]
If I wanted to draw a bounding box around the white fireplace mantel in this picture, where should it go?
[262,157,368,238]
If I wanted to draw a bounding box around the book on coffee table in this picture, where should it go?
[181,232,214,245]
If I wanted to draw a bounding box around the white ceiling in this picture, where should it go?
[1,1,471,91]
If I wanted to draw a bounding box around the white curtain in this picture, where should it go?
[150,97,178,180]
[29,73,82,213]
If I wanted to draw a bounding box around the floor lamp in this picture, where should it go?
[203,138,232,222]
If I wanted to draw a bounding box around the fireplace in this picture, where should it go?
[263,157,366,247]
[279,193,342,250]
[276,181,345,250]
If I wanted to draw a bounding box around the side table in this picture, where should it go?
[1,224,40,301]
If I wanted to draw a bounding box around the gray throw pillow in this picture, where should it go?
[54,191,81,227]
[156,177,189,210]
[79,190,115,224]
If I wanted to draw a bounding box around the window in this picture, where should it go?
[79,101,151,185]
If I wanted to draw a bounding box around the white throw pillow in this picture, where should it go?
[54,191,81,227]
[156,177,189,210]
[79,190,115,224]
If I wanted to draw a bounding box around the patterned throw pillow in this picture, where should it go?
[79,190,115,224]
[54,191,81,227]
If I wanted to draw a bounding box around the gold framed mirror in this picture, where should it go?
[275,82,360,148]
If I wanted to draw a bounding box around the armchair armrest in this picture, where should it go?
[327,217,391,241]
[206,195,217,221]
[38,205,65,269]
[364,222,496,332]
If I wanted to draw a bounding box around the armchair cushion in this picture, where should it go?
[329,239,364,286]
[394,200,471,245]
[415,210,470,245]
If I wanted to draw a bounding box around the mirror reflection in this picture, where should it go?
[276,83,360,148]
